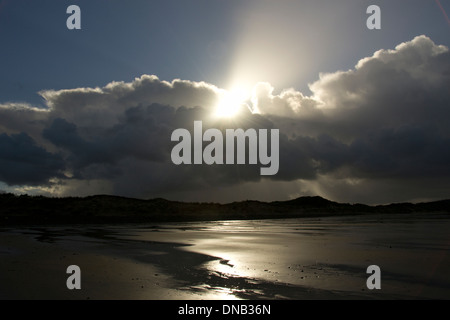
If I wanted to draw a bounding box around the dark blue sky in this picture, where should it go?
[1,0,449,106]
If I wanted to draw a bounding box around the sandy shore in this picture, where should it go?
[1,213,449,299]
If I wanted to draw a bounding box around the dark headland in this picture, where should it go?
[0,193,449,225]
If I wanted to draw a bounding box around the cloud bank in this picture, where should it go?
[1,35,449,204]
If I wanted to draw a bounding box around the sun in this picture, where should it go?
[215,88,249,118]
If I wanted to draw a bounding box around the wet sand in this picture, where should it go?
[1,213,449,299]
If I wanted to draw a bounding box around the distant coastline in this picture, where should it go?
[0,193,449,226]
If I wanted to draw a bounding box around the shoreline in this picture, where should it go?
[1,210,449,228]
[1,194,449,226]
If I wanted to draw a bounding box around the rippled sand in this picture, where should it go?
[1,213,449,299]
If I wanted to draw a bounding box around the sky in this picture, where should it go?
[0,0,449,204]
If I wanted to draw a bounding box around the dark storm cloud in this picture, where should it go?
[0,132,64,185]
[275,124,450,182]
[0,36,449,203]
[42,104,175,175]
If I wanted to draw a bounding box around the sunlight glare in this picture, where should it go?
[215,88,249,118]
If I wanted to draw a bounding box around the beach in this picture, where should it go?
[1,213,449,300]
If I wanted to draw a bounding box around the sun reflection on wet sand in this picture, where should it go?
[185,284,243,300]
[124,214,450,299]
[1,213,450,299]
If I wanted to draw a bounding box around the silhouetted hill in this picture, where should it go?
[0,193,448,225]
[272,196,338,207]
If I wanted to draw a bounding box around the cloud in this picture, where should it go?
[0,36,449,203]
[0,132,64,185]
[261,36,450,183]
[39,75,222,128]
